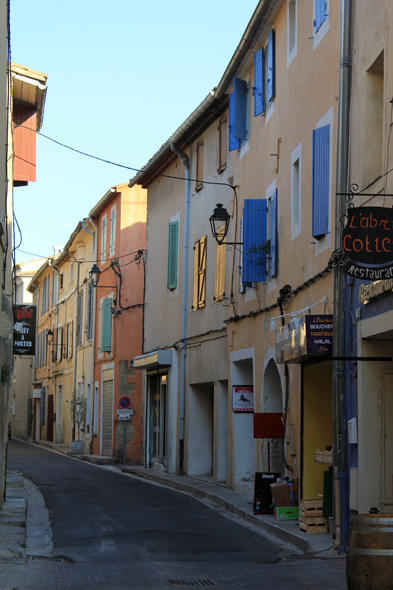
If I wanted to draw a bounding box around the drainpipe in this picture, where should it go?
[333,0,353,551]
[170,142,190,475]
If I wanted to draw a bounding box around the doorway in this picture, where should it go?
[262,358,284,474]
[383,372,393,512]
[47,394,54,442]
[148,373,167,466]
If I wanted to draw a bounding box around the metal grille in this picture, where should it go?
[168,581,214,586]
[102,379,113,456]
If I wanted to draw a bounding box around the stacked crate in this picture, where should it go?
[299,499,328,533]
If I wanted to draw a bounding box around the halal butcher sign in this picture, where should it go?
[13,305,36,356]
[343,207,393,278]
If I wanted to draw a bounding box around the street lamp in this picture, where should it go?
[47,329,54,345]
[89,264,101,287]
[209,203,243,246]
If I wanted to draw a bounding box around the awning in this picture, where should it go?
[133,350,172,370]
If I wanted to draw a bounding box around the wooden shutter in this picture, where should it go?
[215,226,226,302]
[69,321,73,358]
[269,190,278,278]
[234,77,248,140]
[219,118,227,173]
[192,237,207,309]
[243,199,268,283]
[253,48,265,116]
[193,240,199,310]
[229,93,240,151]
[196,142,204,191]
[267,29,275,102]
[59,327,63,361]
[167,221,179,289]
[312,125,330,239]
[110,207,116,252]
[101,218,107,261]
[101,299,112,352]
[98,303,103,353]
[315,0,326,32]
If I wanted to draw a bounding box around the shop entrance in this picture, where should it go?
[262,358,284,474]
[302,361,332,499]
[148,373,167,467]
[188,382,214,477]
[383,372,393,512]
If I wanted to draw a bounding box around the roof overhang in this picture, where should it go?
[11,63,48,132]
[133,350,172,370]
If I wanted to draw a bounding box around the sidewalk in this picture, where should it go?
[3,438,339,557]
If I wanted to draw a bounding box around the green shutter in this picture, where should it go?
[167,221,179,289]
[102,298,112,352]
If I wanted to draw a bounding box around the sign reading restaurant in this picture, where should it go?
[343,207,393,277]
[13,305,36,356]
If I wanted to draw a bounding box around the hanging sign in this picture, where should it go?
[275,314,333,363]
[232,386,254,412]
[343,207,393,277]
[13,305,36,356]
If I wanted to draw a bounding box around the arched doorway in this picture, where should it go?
[262,358,285,475]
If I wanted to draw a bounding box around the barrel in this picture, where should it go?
[347,514,393,590]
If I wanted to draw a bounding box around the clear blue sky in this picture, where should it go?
[11,1,259,264]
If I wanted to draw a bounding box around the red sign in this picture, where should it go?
[118,395,132,409]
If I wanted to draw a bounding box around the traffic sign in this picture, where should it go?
[117,409,134,416]
[118,395,132,409]
[119,414,131,421]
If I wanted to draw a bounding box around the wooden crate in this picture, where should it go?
[299,499,323,518]
[299,499,327,533]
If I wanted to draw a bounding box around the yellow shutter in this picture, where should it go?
[215,225,226,301]
[193,240,199,311]
[198,236,206,308]
[69,321,73,358]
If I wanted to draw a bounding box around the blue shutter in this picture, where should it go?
[312,125,330,239]
[234,77,248,140]
[314,0,326,32]
[101,298,112,352]
[243,199,268,283]
[269,190,278,277]
[253,48,265,116]
[267,29,275,102]
[228,93,240,151]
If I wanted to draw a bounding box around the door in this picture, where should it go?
[47,394,54,442]
[383,373,393,511]
[149,374,167,465]
[102,379,113,456]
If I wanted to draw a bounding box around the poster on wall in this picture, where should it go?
[13,305,36,356]
[232,386,254,412]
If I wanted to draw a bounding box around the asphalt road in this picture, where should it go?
[1,440,347,589]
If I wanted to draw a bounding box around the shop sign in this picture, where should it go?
[13,305,36,356]
[343,207,393,276]
[275,314,333,364]
[359,278,393,304]
[232,386,254,412]
[33,388,41,399]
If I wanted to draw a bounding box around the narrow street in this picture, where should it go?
[0,440,347,590]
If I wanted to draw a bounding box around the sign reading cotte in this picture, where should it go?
[13,305,36,356]
[342,207,393,277]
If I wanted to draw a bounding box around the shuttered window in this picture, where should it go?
[234,77,248,140]
[314,0,326,33]
[99,298,112,353]
[110,205,116,255]
[215,226,226,302]
[253,48,265,116]
[243,199,268,284]
[196,142,204,191]
[101,217,107,262]
[218,118,227,173]
[267,29,275,102]
[192,236,207,310]
[268,189,278,278]
[167,221,179,290]
[312,125,330,239]
[229,93,240,152]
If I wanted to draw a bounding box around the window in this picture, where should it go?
[86,282,93,341]
[291,143,302,240]
[40,275,50,315]
[363,51,384,185]
[312,124,330,240]
[54,326,63,362]
[77,245,85,261]
[243,199,268,284]
[287,0,297,66]
[98,298,112,353]
[51,271,55,307]
[59,272,64,291]
[314,0,327,33]
[101,215,107,263]
[218,118,227,173]
[77,290,83,347]
[167,221,179,290]
[192,236,207,310]
[214,226,226,302]
[110,205,116,256]
[70,262,74,284]
[229,77,248,152]
[196,141,204,191]
[267,189,278,278]
[266,29,275,104]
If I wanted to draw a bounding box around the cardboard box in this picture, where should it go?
[276,506,299,520]
[270,482,292,507]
